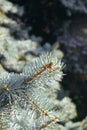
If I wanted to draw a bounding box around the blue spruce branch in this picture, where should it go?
[0,51,76,130]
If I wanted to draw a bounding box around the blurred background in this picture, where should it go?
[0,0,87,122]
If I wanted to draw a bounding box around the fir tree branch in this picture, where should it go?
[0,51,76,130]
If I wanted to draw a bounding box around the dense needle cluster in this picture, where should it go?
[0,51,64,130]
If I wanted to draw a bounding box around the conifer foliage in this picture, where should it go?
[0,51,66,130]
